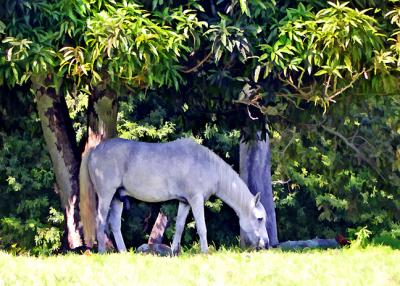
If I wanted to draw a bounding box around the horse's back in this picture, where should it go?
[122,138,218,201]
[92,137,207,162]
[88,138,219,202]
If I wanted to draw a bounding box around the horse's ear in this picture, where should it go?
[254,192,261,206]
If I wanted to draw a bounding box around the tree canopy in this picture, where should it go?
[1,0,399,254]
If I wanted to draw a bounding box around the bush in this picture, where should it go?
[272,94,400,241]
[0,88,62,255]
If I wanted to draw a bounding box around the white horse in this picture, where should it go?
[79,138,270,254]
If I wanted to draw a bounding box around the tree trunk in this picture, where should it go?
[35,83,82,249]
[136,212,172,256]
[34,77,118,251]
[82,85,118,249]
[240,133,279,247]
[148,212,168,244]
[85,85,118,149]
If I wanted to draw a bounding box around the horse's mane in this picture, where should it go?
[178,138,253,216]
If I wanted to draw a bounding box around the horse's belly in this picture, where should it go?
[123,176,177,203]
[125,188,171,203]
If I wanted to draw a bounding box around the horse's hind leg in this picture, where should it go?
[171,202,190,255]
[109,197,127,252]
[96,192,114,254]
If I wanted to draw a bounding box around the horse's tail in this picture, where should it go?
[79,148,97,247]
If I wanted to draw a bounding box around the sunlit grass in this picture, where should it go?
[0,246,399,286]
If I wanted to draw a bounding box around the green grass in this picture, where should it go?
[0,246,399,286]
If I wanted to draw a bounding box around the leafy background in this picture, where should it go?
[1,0,400,254]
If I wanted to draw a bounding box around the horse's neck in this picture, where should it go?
[215,172,253,217]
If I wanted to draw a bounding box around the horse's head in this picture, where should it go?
[239,192,270,250]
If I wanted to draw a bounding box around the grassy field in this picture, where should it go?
[0,246,399,286]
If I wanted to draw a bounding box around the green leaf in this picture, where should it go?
[314,69,328,76]
[214,45,223,62]
[259,53,269,62]
[239,0,250,16]
[221,33,227,47]
[332,69,343,78]
[344,56,352,71]
[0,20,6,34]
[352,35,362,45]
[254,65,261,83]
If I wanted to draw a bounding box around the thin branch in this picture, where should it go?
[278,74,320,101]
[324,74,331,98]
[327,68,372,102]
[181,51,213,73]
[281,128,297,155]
[320,124,383,178]
[234,86,263,115]
[275,92,308,112]
[247,105,259,120]
[272,179,291,186]
[353,135,371,148]
[277,67,373,105]
[278,74,311,99]
[350,128,360,144]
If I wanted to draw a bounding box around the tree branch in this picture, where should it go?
[181,51,213,73]
[281,128,297,155]
[277,68,372,104]
[272,179,291,186]
[323,74,331,98]
[327,68,371,102]
[278,74,314,100]
[320,124,383,178]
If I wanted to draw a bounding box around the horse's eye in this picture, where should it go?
[257,217,263,222]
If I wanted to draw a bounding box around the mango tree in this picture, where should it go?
[0,0,205,249]
[252,1,400,239]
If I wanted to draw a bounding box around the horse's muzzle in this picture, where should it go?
[256,237,270,251]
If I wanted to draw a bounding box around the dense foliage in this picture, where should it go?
[0,87,62,254]
[272,94,400,240]
[1,0,400,254]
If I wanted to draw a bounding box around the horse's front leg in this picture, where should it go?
[171,202,190,255]
[189,195,208,253]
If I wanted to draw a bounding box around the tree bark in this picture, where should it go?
[240,133,279,247]
[85,85,118,149]
[34,77,118,251]
[35,82,82,249]
[137,212,172,256]
[148,212,168,244]
[82,84,118,249]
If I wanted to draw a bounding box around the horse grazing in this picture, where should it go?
[79,138,270,254]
